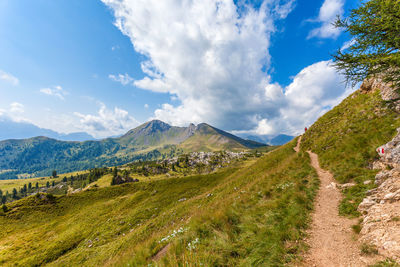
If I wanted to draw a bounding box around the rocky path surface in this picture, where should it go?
[302,151,365,267]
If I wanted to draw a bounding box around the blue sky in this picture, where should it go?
[0,0,358,138]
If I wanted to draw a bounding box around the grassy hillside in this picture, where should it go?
[301,89,400,216]
[0,120,265,179]
[0,139,318,266]
[0,170,91,194]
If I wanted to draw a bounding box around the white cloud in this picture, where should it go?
[144,103,149,108]
[308,0,344,39]
[104,0,354,136]
[0,70,19,86]
[0,102,29,123]
[74,103,139,138]
[109,73,134,85]
[340,38,355,51]
[9,102,24,113]
[40,85,68,100]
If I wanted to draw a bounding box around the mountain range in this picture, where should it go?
[238,133,294,146]
[0,120,265,179]
[0,117,94,141]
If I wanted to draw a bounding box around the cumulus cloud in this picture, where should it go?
[109,73,134,85]
[308,0,344,39]
[104,0,353,135]
[74,103,139,138]
[40,85,68,100]
[0,70,19,86]
[9,102,24,113]
[0,102,29,123]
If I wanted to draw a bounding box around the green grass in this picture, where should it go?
[371,259,400,267]
[301,90,400,216]
[361,243,379,255]
[0,170,88,194]
[0,139,318,266]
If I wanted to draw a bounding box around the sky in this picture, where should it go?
[0,0,359,139]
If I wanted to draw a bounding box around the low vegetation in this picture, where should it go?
[0,139,318,266]
[301,89,400,216]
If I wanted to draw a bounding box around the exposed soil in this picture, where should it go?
[152,243,171,262]
[302,151,366,266]
[294,136,301,153]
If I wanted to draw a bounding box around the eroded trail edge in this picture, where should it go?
[302,150,365,267]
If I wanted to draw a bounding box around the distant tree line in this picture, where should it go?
[0,167,110,204]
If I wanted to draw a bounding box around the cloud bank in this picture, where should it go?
[103,0,353,136]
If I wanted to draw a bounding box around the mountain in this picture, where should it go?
[0,120,265,179]
[2,80,399,266]
[0,118,95,141]
[238,133,294,146]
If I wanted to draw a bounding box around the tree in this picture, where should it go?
[46,181,50,188]
[1,196,6,205]
[52,170,57,178]
[28,182,32,191]
[333,0,400,87]
[52,181,55,187]
[1,204,8,213]
[0,189,2,199]
[35,182,39,189]
[12,188,17,199]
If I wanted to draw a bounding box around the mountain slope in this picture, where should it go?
[0,120,265,178]
[0,140,318,266]
[1,81,399,265]
[301,82,400,216]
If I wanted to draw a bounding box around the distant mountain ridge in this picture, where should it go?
[238,133,294,146]
[0,118,95,141]
[0,120,265,179]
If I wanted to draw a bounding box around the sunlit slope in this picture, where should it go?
[301,89,400,216]
[0,139,317,266]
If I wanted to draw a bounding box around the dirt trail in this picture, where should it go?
[302,150,365,267]
[294,137,373,266]
[294,136,301,153]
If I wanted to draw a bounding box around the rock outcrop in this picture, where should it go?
[360,77,400,101]
[358,79,400,261]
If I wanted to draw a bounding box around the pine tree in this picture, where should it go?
[35,182,39,189]
[52,170,57,178]
[46,181,50,188]
[12,188,17,199]
[28,182,32,191]
[52,181,55,187]
[333,0,400,87]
